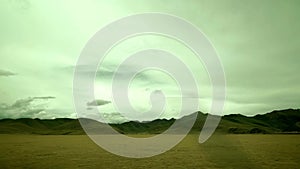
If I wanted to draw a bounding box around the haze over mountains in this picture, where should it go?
[0,109,299,135]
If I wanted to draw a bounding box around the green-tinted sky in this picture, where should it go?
[1,0,300,122]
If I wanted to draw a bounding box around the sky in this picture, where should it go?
[0,0,300,122]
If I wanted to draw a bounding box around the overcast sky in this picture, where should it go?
[0,0,299,122]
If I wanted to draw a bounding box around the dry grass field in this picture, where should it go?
[0,134,299,169]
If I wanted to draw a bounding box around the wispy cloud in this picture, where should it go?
[8,0,31,11]
[0,69,16,77]
[87,99,111,106]
[33,96,56,99]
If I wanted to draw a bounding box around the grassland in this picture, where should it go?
[0,134,299,169]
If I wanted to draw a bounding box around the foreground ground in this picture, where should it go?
[0,134,299,169]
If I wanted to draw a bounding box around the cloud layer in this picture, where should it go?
[0,1,299,121]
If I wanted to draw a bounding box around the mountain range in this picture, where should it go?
[0,109,299,135]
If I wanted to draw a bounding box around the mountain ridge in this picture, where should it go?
[0,109,299,135]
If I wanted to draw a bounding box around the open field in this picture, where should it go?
[0,134,299,169]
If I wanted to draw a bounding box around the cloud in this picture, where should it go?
[33,96,56,99]
[0,96,56,119]
[7,96,55,110]
[9,0,31,11]
[83,109,128,123]
[0,69,16,77]
[87,99,111,106]
[101,112,127,123]
[69,63,156,83]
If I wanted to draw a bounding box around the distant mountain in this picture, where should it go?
[221,109,300,133]
[0,118,83,135]
[0,109,299,135]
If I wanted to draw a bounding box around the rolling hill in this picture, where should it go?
[0,109,299,135]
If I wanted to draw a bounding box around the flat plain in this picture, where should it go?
[0,134,299,169]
